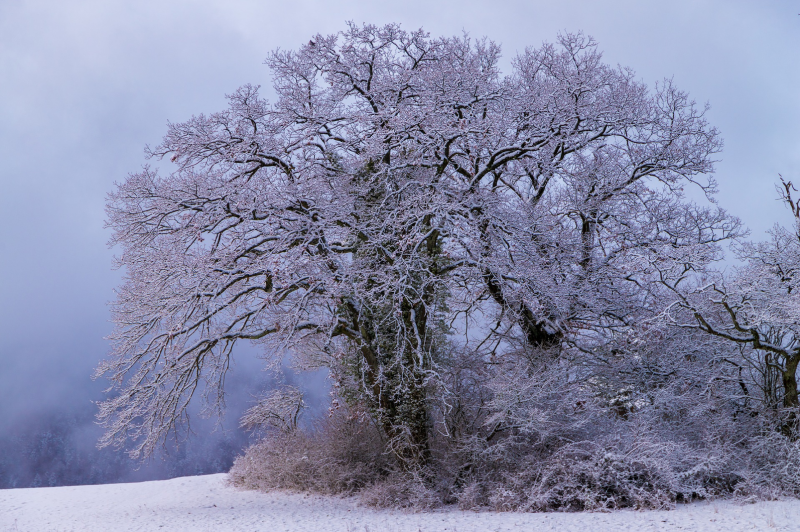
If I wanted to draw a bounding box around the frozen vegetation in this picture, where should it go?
[86,23,800,514]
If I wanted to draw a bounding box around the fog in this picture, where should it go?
[1,0,798,487]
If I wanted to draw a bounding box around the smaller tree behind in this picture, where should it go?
[667,178,800,431]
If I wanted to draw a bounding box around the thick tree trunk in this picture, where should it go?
[383,299,431,468]
[782,353,800,409]
[342,299,431,469]
[378,368,430,468]
[780,354,800,438]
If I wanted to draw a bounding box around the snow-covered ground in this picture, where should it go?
[1,474,798,532]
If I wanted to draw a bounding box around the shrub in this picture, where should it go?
[229,409,389,496]
[231,339,800,511]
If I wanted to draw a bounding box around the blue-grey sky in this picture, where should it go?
[1,0,798,443]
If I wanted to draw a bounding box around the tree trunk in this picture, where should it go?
[342,299,431,469]
[378,368,430,468]
[780,353,800,438]
[783,363,799,409]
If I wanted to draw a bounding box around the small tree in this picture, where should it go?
[666,179,800,428]
[98,24,732,466]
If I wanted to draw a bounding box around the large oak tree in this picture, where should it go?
[98,24,733,464]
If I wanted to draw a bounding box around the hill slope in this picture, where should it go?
[1,473,797,531]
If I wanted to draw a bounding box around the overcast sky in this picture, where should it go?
[1,0,798,441]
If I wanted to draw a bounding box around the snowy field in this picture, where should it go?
[1,473,799,532]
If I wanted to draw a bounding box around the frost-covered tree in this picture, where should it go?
[98,23,735,465]
[667,179,800,424]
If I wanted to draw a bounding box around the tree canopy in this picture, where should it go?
[99,24,741,466]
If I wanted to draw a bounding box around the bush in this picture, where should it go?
[229,410,390,496]
[230,338,800,512]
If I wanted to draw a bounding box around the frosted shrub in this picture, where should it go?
[733,430,800,499]
[359,473,441,509]
[435,337,800,511]
[497,442,678,511]
[229,410,389,495]
[231,339,800,511]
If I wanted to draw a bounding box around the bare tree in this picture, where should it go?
[666,178,800,432]
[98,24,731,464]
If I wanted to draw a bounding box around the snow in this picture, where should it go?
[1,473,798,531]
